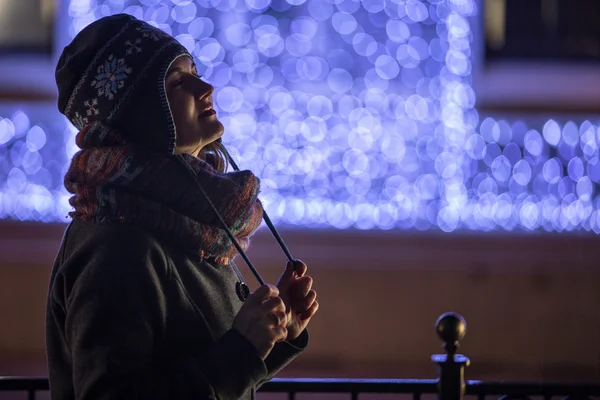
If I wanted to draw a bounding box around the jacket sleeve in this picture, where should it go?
[260,329,309,384]
[55,230,267,400]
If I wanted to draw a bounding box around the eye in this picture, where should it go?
[169,70,201,89]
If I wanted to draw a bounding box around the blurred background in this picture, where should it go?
[0,0,599,392]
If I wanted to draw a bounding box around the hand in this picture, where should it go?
[276,260,319,342]
[232,284,288,360]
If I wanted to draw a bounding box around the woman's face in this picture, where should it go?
[166,55,224,157]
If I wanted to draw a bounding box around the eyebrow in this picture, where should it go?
[166,64,199,80]
[166,67,184,79]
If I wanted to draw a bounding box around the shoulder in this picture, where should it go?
[57,220,173,286]
[67,219,166,257]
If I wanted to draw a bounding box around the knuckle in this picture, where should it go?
[262,284,272,295]
[279,311,288,323]
[272,297,285,310]
[278,327,287,339]
[270,297,284,310]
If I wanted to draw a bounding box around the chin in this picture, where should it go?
[209,120,225,142]
[190,122,218,144]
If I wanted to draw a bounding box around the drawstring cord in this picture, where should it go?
[176,139,298,287]
[218,140,295,264]
[177,154,266,286]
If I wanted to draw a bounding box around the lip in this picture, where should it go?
[199,109,216,118]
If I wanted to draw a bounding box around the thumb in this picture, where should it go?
[291,259,307,277]
[247,284,279,305]
[279,260,298,285]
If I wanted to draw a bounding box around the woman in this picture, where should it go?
[46,13,318,400]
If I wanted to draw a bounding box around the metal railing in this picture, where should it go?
[1,313,599,400]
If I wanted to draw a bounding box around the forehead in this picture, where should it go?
[169,55,195,71]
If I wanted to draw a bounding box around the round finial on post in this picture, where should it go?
[432,313,470,400]
[435,312,467,356]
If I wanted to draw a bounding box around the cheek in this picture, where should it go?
[169,95,195,127]
[169,95,202,147]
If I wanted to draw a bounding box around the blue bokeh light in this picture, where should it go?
[0,105,73,222]
[0,0,599,233]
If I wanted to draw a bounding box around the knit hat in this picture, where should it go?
[55,13,190,154]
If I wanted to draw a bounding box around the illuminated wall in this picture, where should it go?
[0,0,599,232]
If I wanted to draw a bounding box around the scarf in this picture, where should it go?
[64,121,264,264]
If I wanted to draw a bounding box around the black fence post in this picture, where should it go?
[431,312,470,400]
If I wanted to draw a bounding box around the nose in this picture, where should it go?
[196,79,214,101]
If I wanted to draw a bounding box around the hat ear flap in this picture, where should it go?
[109,48,188,155]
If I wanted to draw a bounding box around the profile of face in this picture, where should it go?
[166,55,224,157]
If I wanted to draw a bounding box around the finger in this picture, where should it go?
[290,276,313,299]
[268,310,288,327]
[280,260,296,282]
[261,296,286,314]
[300,300,319,320]
[292,259,307,277]
[296,289,317,313]
[247,284,279,305]
[291,289,316,314]
[273,326,288,343]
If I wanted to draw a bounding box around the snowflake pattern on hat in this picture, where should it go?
[125,38,143,54]
[72,98,100,130]
[136,25,168,41]
[72,112,87,129]
[91,54,132,101]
